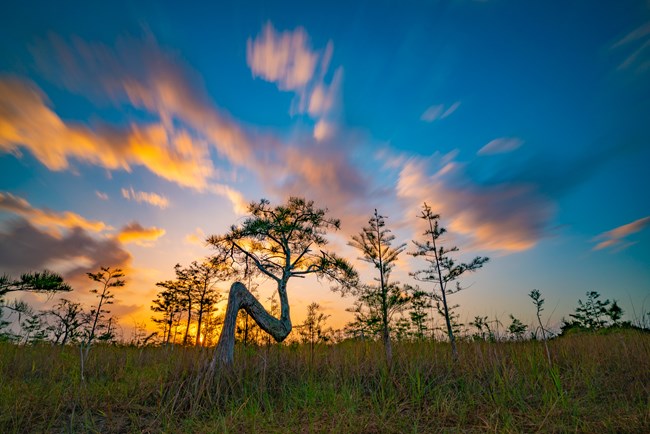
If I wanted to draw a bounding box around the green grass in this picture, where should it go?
[1,331,649,433]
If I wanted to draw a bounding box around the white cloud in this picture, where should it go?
[121,187,170,209]
[420,101,461,122]
[478,137,523,155]
[247,22,319,91]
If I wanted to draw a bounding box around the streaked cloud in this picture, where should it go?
[95,191,109,201]
[116,222,166,246]
[420,101,461,122]
[247,22,318,91]
[0,76,215,190]
[247,23,341,142]
[592,216,650,251]
[478,137,523,155]
[121,187,170,209]
[30,34,271,170]
[395,155,553,252]
[0,191,109,234]
[611,21,650,73]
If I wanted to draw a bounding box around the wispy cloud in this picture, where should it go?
[611,21,650,73]
[184,227,206,246]
[95,191,109,201]
[592,216,650,251]
[116,222,166,246]
[121,187,170,209]
[394,155,554,252]
[247,23,342,141]
[420,101,460,122]
[25,34,264,214]
[0,192,109,234]
[478,137,523,155]
[247,22,319,91]
[0,76,215,190]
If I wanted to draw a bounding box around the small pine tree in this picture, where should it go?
[568,291,610,330]
[410,203,489,360]
[349,209,407,365]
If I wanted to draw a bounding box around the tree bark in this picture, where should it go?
[211,281,291,368]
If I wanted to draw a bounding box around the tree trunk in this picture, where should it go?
[183,300,192,345]
[440,288,458,361]
[195,305,204,346]
[211,281,291,368]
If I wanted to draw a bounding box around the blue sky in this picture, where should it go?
[1,0,649,331]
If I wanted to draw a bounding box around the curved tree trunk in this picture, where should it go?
[211,281,291,368]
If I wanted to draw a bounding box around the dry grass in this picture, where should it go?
[1,331,649,433]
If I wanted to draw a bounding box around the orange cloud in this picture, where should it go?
[31,34,270,170]
[116,222,166,246]
[0,191,109,234]
[0,76,215,190]
[592,216,650,251]
[207,184,249,215]
[121,187,170,209]
[184,227,206,246]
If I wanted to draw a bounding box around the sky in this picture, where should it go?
[1,0,649,336]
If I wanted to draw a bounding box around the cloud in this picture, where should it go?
[29,34,274,167]
[611,21,650,73]
[27,34,264,214]
[0,219,131,281]
[121,187,170,209]
[184,227,206,246]
[478,137,523,155]
[28,32,358,218]
[246,23,342,142]
[247,22,319,91]
[612,21,650,48]
[207,184,249,215]
[421,101,461,122]
[116,222,166,246]
[395,155,554,252]
[0,191,109,234]
[592,216,650,251]
[0,76,216,190]
[95,191,109,201]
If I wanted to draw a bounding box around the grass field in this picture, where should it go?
[1,331,649,433]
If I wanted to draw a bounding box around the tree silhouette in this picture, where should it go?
[81,267,124,379]
[568,291,610,330]
[1,270,72,342]
[0,270,71,297]
[349,209,407,364]
[406,284,432,340]
[207,197,357,367]
[45,298,84,345]
[151,282,183,345]
[410,203,489,360]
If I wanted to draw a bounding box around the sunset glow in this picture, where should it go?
[1,1,649,339]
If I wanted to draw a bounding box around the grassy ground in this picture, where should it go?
[1,331,648,433]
